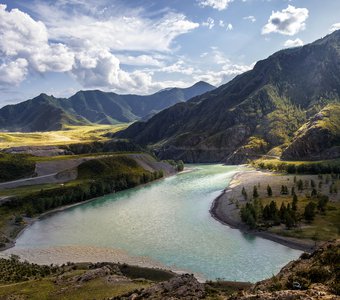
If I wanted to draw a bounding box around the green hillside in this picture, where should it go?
[282,103,340,160]
[117,30,340,163]
[0,81,215,132]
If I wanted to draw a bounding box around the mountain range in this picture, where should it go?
[0,81,215,132]
[117,30,340,163]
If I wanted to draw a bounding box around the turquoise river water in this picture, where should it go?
[9,164,302,282]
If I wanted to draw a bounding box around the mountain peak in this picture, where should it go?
[192,81,215,88]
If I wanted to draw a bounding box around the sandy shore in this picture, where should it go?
[210,170,316,253]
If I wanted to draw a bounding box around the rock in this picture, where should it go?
[73,266,114,282]
[113,274,205,300]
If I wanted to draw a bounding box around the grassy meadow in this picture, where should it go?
[0,124,129,149]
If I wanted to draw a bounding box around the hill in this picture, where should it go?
[282,103,340,161]
[0,81,215,132]
[117,30,340,163]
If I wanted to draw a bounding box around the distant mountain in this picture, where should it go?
[0,81,215,132]
[117,30,340,163]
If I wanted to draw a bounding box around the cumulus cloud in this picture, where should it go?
[202,17,215,29]
[0,3,74,82]
[284,38,304,48]
[330,23,340,32]
[0,59,28,85]
[0,3,200,93]
[198,0,233,11]
[195,47,253,85]
[160,60,195,75]
[194,62,253,86]
[243,16,256,23]
[117,55,163,67]
[262,5,309,36]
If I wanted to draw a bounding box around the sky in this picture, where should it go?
[0,0,340,107]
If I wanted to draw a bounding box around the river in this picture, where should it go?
[3,164,302,282]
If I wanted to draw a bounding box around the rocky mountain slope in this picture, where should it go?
[0,81,215,132]
[282,103,340,161]
[117,30,340,163]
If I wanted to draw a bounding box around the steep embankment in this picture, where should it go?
[117,30,340,163]
[0,81,215,132]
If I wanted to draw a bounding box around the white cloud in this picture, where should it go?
[36,3,199,53]
[283,38,304,47]
[160,60,195,75]
[262,5,309,36]
[218,21,233,31]
[198,0,233,11]
[117,55,163,67]
[329,23,340,33]
[0,3,200,94]
[0,4,74,83]
[0,59,28,85]
[243,15,256,23]
[194,62,253,86]
[195,47,253,85]
[202,17,215,29]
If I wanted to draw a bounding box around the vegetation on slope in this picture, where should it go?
[0,82,215,132]
[282,103,340,160]
[2,156,164,217]
[0,258,174,300]
[0,124,129,149]
[237,173,340,241]
[0,153,35,182]
[254,240,340,296]
[117,30,340,163]
[252,157,340,174]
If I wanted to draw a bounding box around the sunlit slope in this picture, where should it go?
[0,124,129,148]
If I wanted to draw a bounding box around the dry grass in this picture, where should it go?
[0,124,129,149]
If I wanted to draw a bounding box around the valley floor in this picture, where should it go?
[210,169,340,252]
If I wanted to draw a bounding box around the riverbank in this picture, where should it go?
[1,170,184,253]
[210,170,318,253]
[0,157,184,252]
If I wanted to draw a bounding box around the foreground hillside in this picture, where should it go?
[0,240,338,299]
[0,81,214,132]
[117,30,340,163]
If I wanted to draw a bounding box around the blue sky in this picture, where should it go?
[0,0,340,106]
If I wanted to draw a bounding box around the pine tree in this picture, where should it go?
[292,194,298,211]
[241,187,248,200]
[304,202,316,222]
[279,202,286,220]
[280,185,285,195]
[311,188,317,197]
[267,185,273,197]
[253,186,259,198]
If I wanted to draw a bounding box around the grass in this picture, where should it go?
[0,124,129,149]
[0,259,173,300]
[270,200,340,241]
[252,157,340,174]
[256,182,340,241]
[0,273,150,300]
[0,153,35,182]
